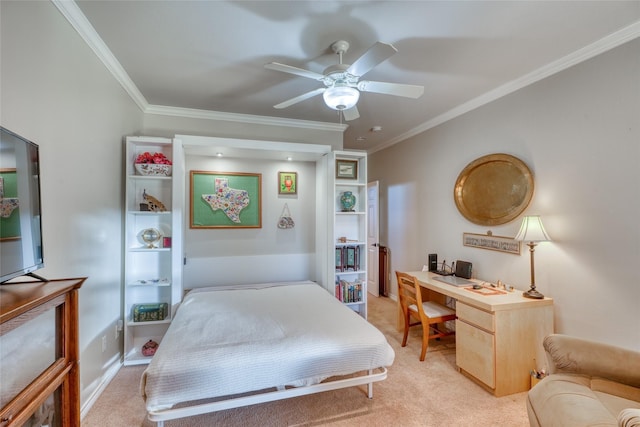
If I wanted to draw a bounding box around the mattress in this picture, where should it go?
[141,281,395,411]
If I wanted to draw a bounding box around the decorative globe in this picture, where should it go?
[340,191,356,212]
[141,228,162,248]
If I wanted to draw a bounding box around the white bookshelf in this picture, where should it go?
[123,136,182,365]
[331,151,367,318]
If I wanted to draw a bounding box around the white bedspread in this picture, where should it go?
[141,281,395,411]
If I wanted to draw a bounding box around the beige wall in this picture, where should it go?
[1,0,143,411]
[370,39,640,352]
[182,155,319,287]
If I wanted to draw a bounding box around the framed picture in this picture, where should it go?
[335,248,343,272]
[463,232,521,255]
[0,169,20,241]
[336,159,358,180]
[278,171,297,195]
[344,246,359,271]
[190,171,262,229]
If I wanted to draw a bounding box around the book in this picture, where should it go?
[132,302,168,322]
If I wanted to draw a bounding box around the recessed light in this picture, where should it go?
[356,136,367,142]
[216,152,223,157]
[287,156,293,161]
[370,126,383,132]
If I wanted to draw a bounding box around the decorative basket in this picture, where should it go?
[135,163,172,177]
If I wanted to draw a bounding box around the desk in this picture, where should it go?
[404,271,553,397]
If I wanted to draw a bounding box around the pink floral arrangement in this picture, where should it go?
[135,152,172,165]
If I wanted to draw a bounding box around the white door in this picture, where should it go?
[367,181,380,296]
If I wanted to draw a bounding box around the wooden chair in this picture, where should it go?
[396,271,456,361]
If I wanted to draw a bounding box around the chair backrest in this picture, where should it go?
[396,271,424,314]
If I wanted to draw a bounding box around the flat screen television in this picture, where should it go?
[0,127,45,283]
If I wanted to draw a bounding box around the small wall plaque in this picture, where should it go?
[463,232,521,255]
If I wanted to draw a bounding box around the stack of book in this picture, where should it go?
[335,279,363,303]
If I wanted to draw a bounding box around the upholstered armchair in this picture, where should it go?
[527,334,640,427]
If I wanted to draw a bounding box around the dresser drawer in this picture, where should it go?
[456,319,496,388]
[456,301,494,332]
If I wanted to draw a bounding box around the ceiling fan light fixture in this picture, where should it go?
[323,85,359,110]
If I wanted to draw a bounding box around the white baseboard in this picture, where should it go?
[80,357,122,420]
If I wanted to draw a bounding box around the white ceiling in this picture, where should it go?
[70,1,640,152]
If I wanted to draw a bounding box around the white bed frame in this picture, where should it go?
[148,367,388,426]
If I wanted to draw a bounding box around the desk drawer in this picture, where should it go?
[456,301,494,332]
[456,319,496,388]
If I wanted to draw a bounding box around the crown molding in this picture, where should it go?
[51,0,346,134]
[145,105,348,132]
[371,20,640,154]
[53,0,637,147]
[52,0,149,111]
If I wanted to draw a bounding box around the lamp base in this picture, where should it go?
[523,288,544,299]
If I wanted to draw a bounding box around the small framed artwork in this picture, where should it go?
[190,171,262,229]
[463,232,521,255]
[336,159,358,180]
[278,171,297,195]
[335,248,343,272]
[344,246,359,271]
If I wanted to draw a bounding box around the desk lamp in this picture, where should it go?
[515,215,551,299]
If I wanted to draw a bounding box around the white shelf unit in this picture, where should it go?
[331,151,367,318]
[123,136,182,365]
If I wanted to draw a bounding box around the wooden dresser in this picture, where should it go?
[0,277,86,427]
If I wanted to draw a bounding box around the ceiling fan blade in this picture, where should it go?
[265,62,325,81]
[274,87,326,109]
[358,80,424,98]
[342,105,360,121]
[346,42,397,77]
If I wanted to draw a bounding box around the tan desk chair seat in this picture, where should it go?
[409,301,455,319]
[396,271,456,361]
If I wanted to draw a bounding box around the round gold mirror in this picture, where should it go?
[454,153,534,226]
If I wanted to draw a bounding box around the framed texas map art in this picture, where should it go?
[190,171,262,229]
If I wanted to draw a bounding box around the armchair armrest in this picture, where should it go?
[618,408,640,427]
[543,334,640,389]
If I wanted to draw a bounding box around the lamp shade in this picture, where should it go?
[514,215,550,242]
[323,85,359,110]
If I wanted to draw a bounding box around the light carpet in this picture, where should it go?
[82,295,530,426]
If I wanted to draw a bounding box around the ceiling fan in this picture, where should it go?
[265,40,424,121]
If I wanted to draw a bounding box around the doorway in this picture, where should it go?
[367,181,379,296]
